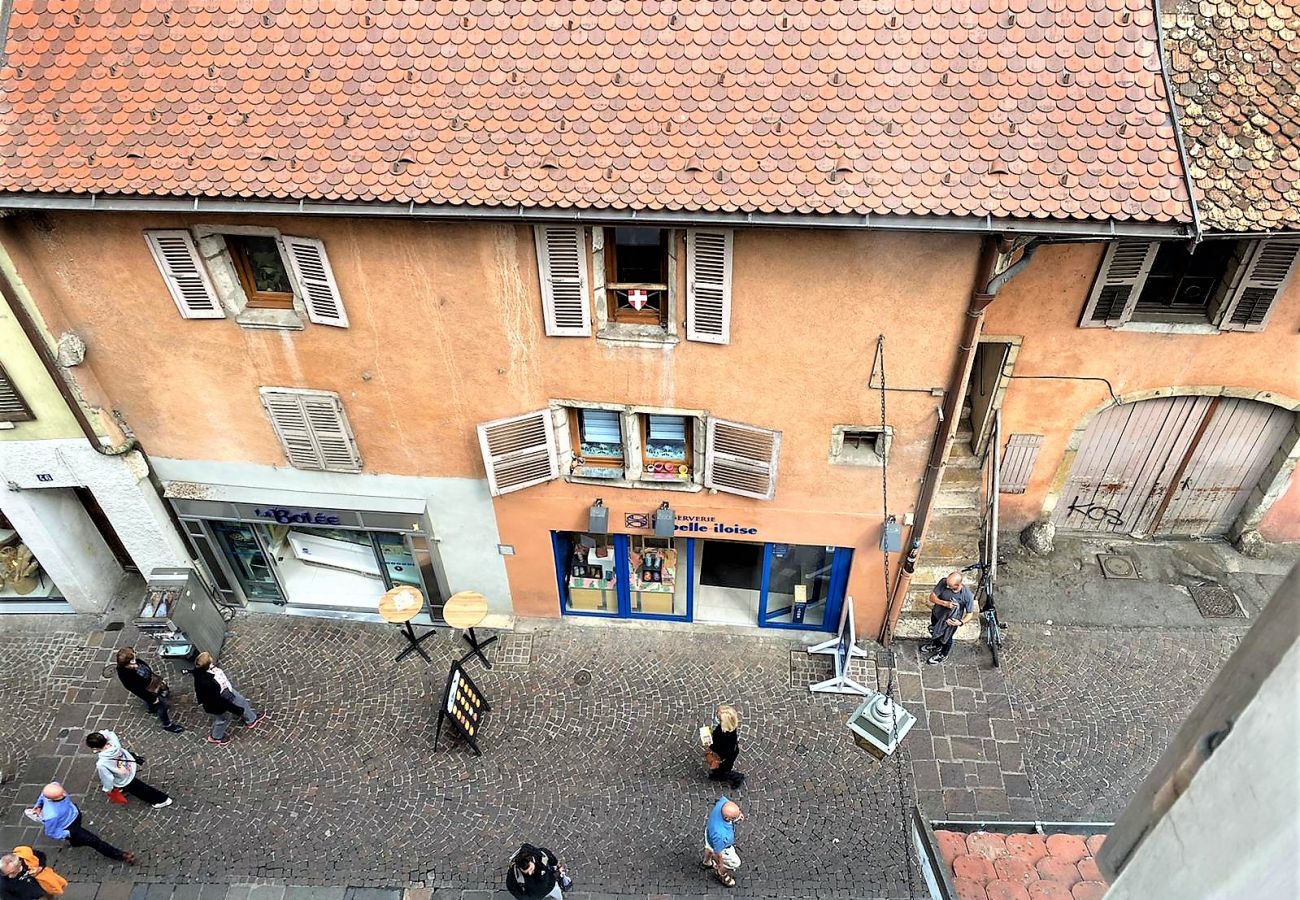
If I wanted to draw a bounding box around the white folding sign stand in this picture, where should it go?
[808,595,872,695]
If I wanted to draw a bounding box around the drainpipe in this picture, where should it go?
[879,235,1038,644]
[0,262,194,565]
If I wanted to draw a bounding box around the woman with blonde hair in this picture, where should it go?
[704,704,745,789]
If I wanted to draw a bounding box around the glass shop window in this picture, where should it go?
[562,532,618,615]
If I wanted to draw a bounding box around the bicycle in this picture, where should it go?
[961,562,1006,668]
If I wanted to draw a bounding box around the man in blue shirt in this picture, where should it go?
[702,796,745,888]
[28,783,135,864]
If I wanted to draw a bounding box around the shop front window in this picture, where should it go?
[375,532,421,589]
[762,544,835,628]
[627,535,687,617]
[261,523,388,611]
[561,532,619,615]
[210,521,284,603]
[641,414,692,482]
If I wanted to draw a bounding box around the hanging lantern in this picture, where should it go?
[846,691,916,759]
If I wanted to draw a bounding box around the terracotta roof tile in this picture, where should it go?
[936,831,1112,900]
[0,0,1190,223]
[1163,0,1300,231]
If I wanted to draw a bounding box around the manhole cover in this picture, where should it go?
[573,669,592,686]
[1189,584,1244,618]
[1097,553,1140,579]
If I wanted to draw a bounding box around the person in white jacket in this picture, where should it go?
[83,731,173,809]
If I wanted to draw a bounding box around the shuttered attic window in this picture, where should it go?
[0,363,35,423]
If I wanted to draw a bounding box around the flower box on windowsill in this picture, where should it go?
[572,464,625,480]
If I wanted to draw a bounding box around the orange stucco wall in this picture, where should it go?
[984,242,1300,541]
[3,212,983,634]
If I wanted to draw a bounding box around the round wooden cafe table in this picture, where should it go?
[443,590,499,668]
[378,585,437,664]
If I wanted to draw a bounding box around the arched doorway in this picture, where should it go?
[1053,395,1295,538]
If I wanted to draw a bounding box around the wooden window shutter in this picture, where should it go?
[260,388,362,473]
[686,228,733,344]
[533,226,591,337]
[477,408,560,496]
[999,433,1044,494]
[0,363,35,422]
[144,230,224,319]
[281,236,349,327]
[704,417,782,500]
[1078,241,1158,327]
[1216,238,1300,332]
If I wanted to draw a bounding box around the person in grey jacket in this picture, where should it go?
[83,731,173,808]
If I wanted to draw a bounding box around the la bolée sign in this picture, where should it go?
[624,512,757,536]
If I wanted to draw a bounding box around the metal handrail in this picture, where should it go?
[980,410,1002,599]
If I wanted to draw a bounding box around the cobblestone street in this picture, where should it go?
[0,608,1242,899]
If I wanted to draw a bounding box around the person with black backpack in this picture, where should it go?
[505,843,573,899]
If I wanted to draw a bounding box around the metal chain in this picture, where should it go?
[875,334,917,898]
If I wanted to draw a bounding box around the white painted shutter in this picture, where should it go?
[1217,238,1300,332]
[477,408,560,496]
[1079,241,1158,327]
[686,228,733,344]
[704,417,781,500]
[281,236,349,327]
[534,226,591,336]
[144,230,224,319]
[260,388,362,473]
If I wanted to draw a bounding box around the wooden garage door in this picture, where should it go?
[1055,397,1293,538]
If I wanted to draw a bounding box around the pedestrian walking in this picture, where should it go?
[921,571,976,665]
[84,731,173,809]
[190,652,261,745]
[701,796,745,889]
[505,843,572,899]
[702,704,745,789]
[1,847,66,898]
[114,647,184,734]
[26,784,135,864]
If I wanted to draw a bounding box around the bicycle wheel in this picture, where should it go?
[990,638,1000,668]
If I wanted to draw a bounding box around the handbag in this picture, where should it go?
[704,749,722,770]
[146,672,167,695]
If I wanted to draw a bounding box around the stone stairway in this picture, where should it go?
[893,412,984,642]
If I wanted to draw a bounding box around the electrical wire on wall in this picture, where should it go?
[1007,373,1122,407]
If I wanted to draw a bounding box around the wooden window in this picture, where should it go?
[685,229,733,344]
[571,409,625,476]
[228,235,295,310]
[477,408,560,496]
[259,388,362,473]
[999,434,1044,494]
[534,226,592,336]
[1132,241,1236,321]
[640,414,693,482]
[1215,238,1300,332]
[704,418,782,500]
[143,230,225,319]
[605,227,669,326]
[0,362,35,422]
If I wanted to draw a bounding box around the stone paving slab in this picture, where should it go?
[0,605,1242,899]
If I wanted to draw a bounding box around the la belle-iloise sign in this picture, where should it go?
[623,512,758,536]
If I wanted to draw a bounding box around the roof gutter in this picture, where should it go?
[1152,0,1204,248]
[0,192,1194,240]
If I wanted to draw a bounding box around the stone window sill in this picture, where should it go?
[1117,320,1220,335]
[565,474,702,493]
[596,324,679,349]
[235,309,305,331]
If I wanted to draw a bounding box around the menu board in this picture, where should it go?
[435,661,492,756]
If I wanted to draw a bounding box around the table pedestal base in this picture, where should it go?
[396,621,437,663]
[458,627,498,668]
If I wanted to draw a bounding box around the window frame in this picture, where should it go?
[553,400,705,491]
[639,413,694,482]
[226,234,296,310]
[603,227,670,327]
[570,408,626,473]
[193,225,310,329]
[591,228,681,346]
[829,425,892,467]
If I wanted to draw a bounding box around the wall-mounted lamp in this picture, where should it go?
[589,498,609,534]
[880,515,902,553]
[653,501,675,537]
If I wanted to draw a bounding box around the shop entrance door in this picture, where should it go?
[209,521,285,604]
[758,544,850,630]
